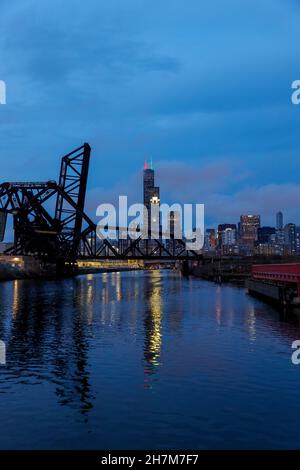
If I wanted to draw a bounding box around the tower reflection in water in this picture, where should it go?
[143,271,163,388]
[0,271,167,415]
[1,277,94,418]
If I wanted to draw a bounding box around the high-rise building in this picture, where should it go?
[217,224,236,246]
[239,215,261,254]
[217,224,237,255]
[276,211,283,230]
[275,211,285,254]
[254,226,276,256]
[257,226,276,244]
[168,211,182,238]
[165,211,183,255]
[204,228,216,253]
[143,160,160,237]
[296,227,300,254]
[284,223,296,255]
[221,227,236,246]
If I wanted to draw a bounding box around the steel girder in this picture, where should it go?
[0,144,202,262]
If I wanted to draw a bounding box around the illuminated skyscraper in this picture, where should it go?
[239,215,260,254]
[218,224,237,248]
[284,223,296,255]
[275,211,284,253]
[143,160,160,236]
[204,228,216,253]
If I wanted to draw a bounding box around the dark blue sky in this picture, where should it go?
[1,0,300,228]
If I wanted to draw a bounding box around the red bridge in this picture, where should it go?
[252,263,300,297]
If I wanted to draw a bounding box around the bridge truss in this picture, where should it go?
[0,144,202,266]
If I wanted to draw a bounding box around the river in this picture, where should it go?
[0,270,300,449]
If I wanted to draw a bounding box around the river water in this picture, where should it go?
[0,270,300,449]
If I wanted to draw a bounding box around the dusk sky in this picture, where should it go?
[1,0,300,230]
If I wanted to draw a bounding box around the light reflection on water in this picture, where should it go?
[0,270,300,449]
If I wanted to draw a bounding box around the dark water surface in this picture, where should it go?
[0,271,300,450]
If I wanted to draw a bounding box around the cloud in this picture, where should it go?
[155,158,251,200]
[85,160,300,229]
[0,0,300,240]
[204,183,300,227]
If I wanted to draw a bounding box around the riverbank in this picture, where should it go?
[190,260,250,285]
[0,254,164,282]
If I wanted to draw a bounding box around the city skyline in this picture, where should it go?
[204,211,300,257]
[2,152,300,246]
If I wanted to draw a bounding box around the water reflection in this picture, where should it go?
[12,280,20,319]
[245,305,256,343]
[215,285,222,326]
[143,272,163,385]
[1,272,300,449]
[1,278,93,416]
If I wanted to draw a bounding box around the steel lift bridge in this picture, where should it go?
[0,144,201,273]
